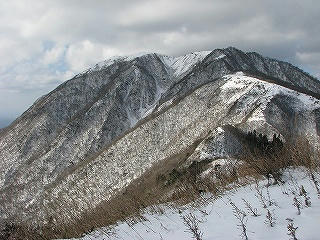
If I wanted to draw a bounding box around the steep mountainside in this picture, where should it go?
[0,47,319,225]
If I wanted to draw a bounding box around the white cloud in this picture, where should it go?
[296,51,320,78]
[0,0,319,121]
[65,40,122,73]
[42,46,65,65]
[296,52,320,65]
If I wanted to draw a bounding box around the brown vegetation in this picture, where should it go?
[1,134,319,240]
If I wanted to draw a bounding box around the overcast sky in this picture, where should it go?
[0,0,319,127]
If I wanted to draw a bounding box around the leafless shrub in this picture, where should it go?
[181,213,203,240]
[293,197,301,215]
[299,185,311,207]
[287,218,298,240]
[241,152,280,184]
[242,198,260,217]
[229,200,248,240]
[264,209,276,227]
[254,183,267,208]
[266,185,277,207]
[310,173,320,197]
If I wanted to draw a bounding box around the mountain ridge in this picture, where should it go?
[0,47,319,227]
[2,47,319,136]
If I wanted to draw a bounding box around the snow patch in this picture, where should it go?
[215,54,226,59]
[221,72,320,123]
[76,51,211,78]
[159,51,211,77]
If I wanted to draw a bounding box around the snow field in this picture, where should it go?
[67,168,320,240]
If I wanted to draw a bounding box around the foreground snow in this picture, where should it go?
[63,169,320,240]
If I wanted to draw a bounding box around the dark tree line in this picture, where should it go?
[245,130,283,156]
[243,130,285,184]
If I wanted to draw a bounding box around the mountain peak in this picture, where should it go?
[78,50,213,78]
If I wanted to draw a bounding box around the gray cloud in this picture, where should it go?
[0,0,319,126]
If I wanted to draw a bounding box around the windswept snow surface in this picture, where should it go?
[64,169,320,240]
[159,51,211,77]
[83,52,151,73]
[77,51,212,78]
[221,72,320,123]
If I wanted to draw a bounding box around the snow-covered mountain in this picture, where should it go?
[0,47,319,230]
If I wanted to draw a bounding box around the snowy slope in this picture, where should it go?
[79,51,211,78]
[66,169,320,240]
[221,72,320,126]
[158,51,211,77]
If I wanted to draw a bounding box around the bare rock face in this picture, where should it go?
[0,47,319,224]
